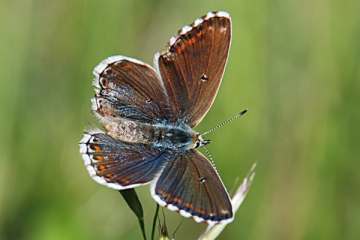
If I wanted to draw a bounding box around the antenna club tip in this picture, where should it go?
[240,109,248,115]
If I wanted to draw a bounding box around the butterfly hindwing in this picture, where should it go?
[151,149,233,224]
[80,131,171,189]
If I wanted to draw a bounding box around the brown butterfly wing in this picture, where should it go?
[80,131,172,189]
[151,149,233,223]
[155,11,231,126]
[92,56,173,124]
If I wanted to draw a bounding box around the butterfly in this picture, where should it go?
[80,11,233,224]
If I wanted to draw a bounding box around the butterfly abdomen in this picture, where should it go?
[103,117,152,144]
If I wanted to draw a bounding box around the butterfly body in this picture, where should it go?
[96,111,200,150]
[80,11,234,224]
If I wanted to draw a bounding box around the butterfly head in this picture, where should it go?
[193,134,211,149]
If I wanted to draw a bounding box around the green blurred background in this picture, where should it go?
[1,0,359,239]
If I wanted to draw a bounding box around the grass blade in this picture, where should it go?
[151,204,159,240]
[119,189,147,240]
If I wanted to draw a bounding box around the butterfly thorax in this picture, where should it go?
[103,117,198,150]
[152,122,198,150]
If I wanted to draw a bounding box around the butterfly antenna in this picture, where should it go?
[202,109,248,136]
[203,146,215,163]
[203,146,223,181]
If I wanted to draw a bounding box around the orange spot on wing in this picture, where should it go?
[97,164,106,173]
[194,208,206,215]
[105,173,113,179]
[119,177,130,185]
[184,203,193,209]
[90,144,102,152]
[94,155,104,161]
[173,197,182,204]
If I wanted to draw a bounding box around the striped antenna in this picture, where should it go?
[202,109,248,136]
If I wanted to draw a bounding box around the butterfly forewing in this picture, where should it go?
[156,12,231,126]
[151,150,233,223]
[93,56,172,123]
